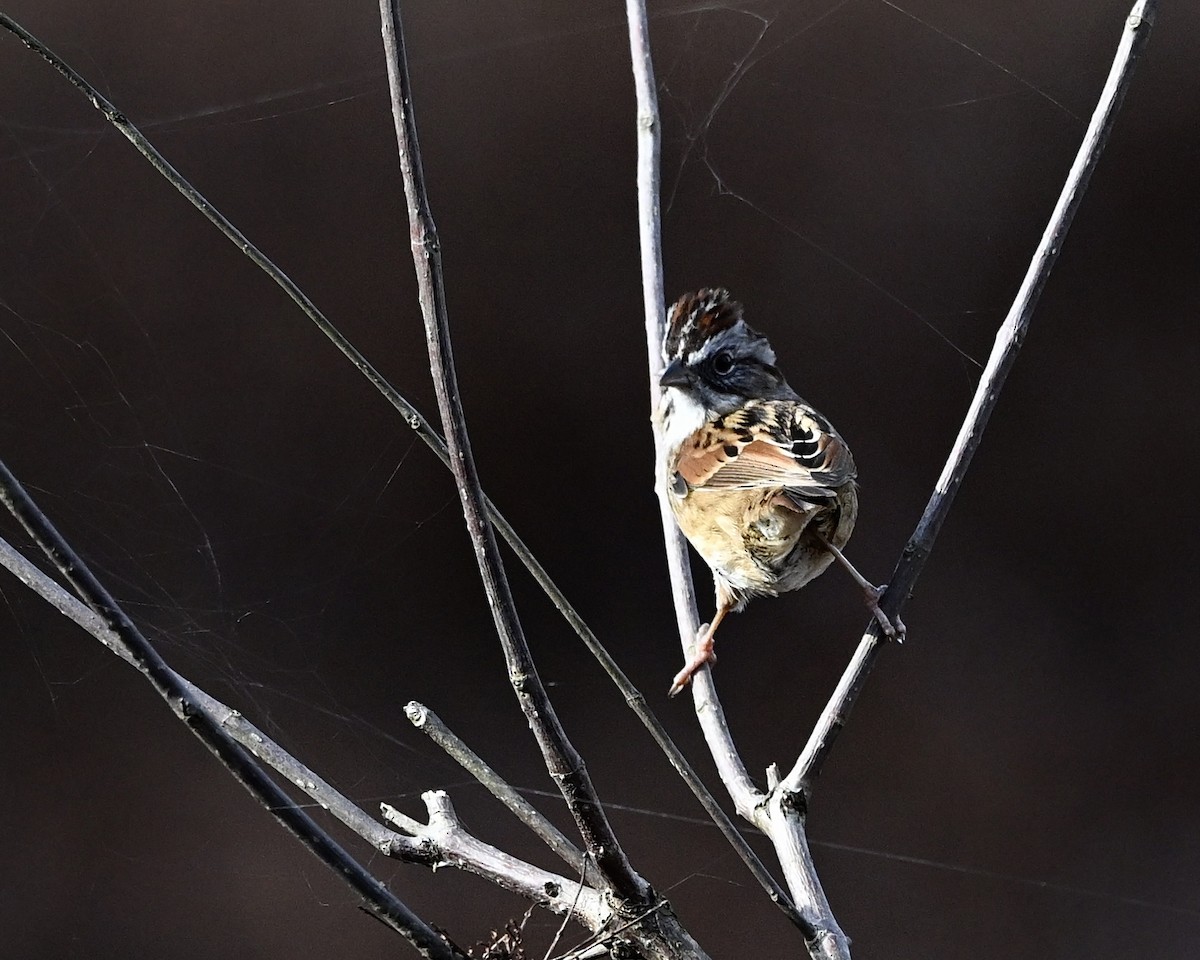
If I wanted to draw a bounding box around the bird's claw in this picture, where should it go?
[668,624,717,697]
[866,583,906,642]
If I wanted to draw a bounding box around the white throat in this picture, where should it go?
[658,386,708,455]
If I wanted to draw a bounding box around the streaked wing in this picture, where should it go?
[674,400,856,502]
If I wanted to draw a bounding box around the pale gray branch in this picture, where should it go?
[779,0,1158,800]
[383,793,609,928]
[0,532,610,948]
[625,0,808,934]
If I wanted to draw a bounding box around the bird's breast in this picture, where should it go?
[668,481,858,597]
[669,485,798,592]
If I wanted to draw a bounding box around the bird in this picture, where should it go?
[655,288,901,696]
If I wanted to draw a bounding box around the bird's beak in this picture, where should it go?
[659,359,690,388]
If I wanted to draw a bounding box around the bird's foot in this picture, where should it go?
[864,583,906,643]
[668,625,717,697]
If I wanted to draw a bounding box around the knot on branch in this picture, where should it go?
[779,785,809,819]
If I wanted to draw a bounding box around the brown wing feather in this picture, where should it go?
[674,400,856,501]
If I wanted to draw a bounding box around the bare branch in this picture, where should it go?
[8,19,762,908]
[0,9,763,891]
[377,0,649,907]
[0,535,428,855]
[407,702,588,876]
[624,0,704,671]
[0,533,624,951]
[0,467,465,960]
[779,0,1158,799]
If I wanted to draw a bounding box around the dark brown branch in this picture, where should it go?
[376,0,649,907]
[779,0,1158,800]
[0,464,465,960]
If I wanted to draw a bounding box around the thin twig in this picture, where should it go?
[406,701,588,875]
[0,11,760,887]
[0,469,465,960]
[543,857,590,960]
[377,0,649,906]
[628,0,765,820]
[779,0,1158,799]
[624,0,704,674]
[0,535,434,856]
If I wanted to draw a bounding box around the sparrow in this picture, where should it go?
[656,288,901,696]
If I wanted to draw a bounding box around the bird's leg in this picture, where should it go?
[669,602,731,697]
[816,533,906,641]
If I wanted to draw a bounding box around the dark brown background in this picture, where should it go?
[1,1,1196,957]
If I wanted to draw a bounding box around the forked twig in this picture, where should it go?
[382,793,609,926]
[630,1,1157,958]
[406,701,588,875]
[781,0,1158,799]
[0,534,613,940]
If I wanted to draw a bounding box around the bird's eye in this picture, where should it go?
[711,351,735,376]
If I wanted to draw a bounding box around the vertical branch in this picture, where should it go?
[625,0,816,938]
[0,461,465,960]
[625,0,758,805]
[626,0,759,811]
[779,0,1158,798]
[377,0,651,907]
[625,0,703,652]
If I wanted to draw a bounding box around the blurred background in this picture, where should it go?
[1,1,1196,957]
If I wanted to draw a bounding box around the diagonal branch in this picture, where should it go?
[377,0,649,907]
[0,532,618,947]
[0,536,410,854]
[0,12,761,888]
[779,0,1158,800]
[0,467,466,960]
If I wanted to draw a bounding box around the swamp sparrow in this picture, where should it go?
[656,289,901,696]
